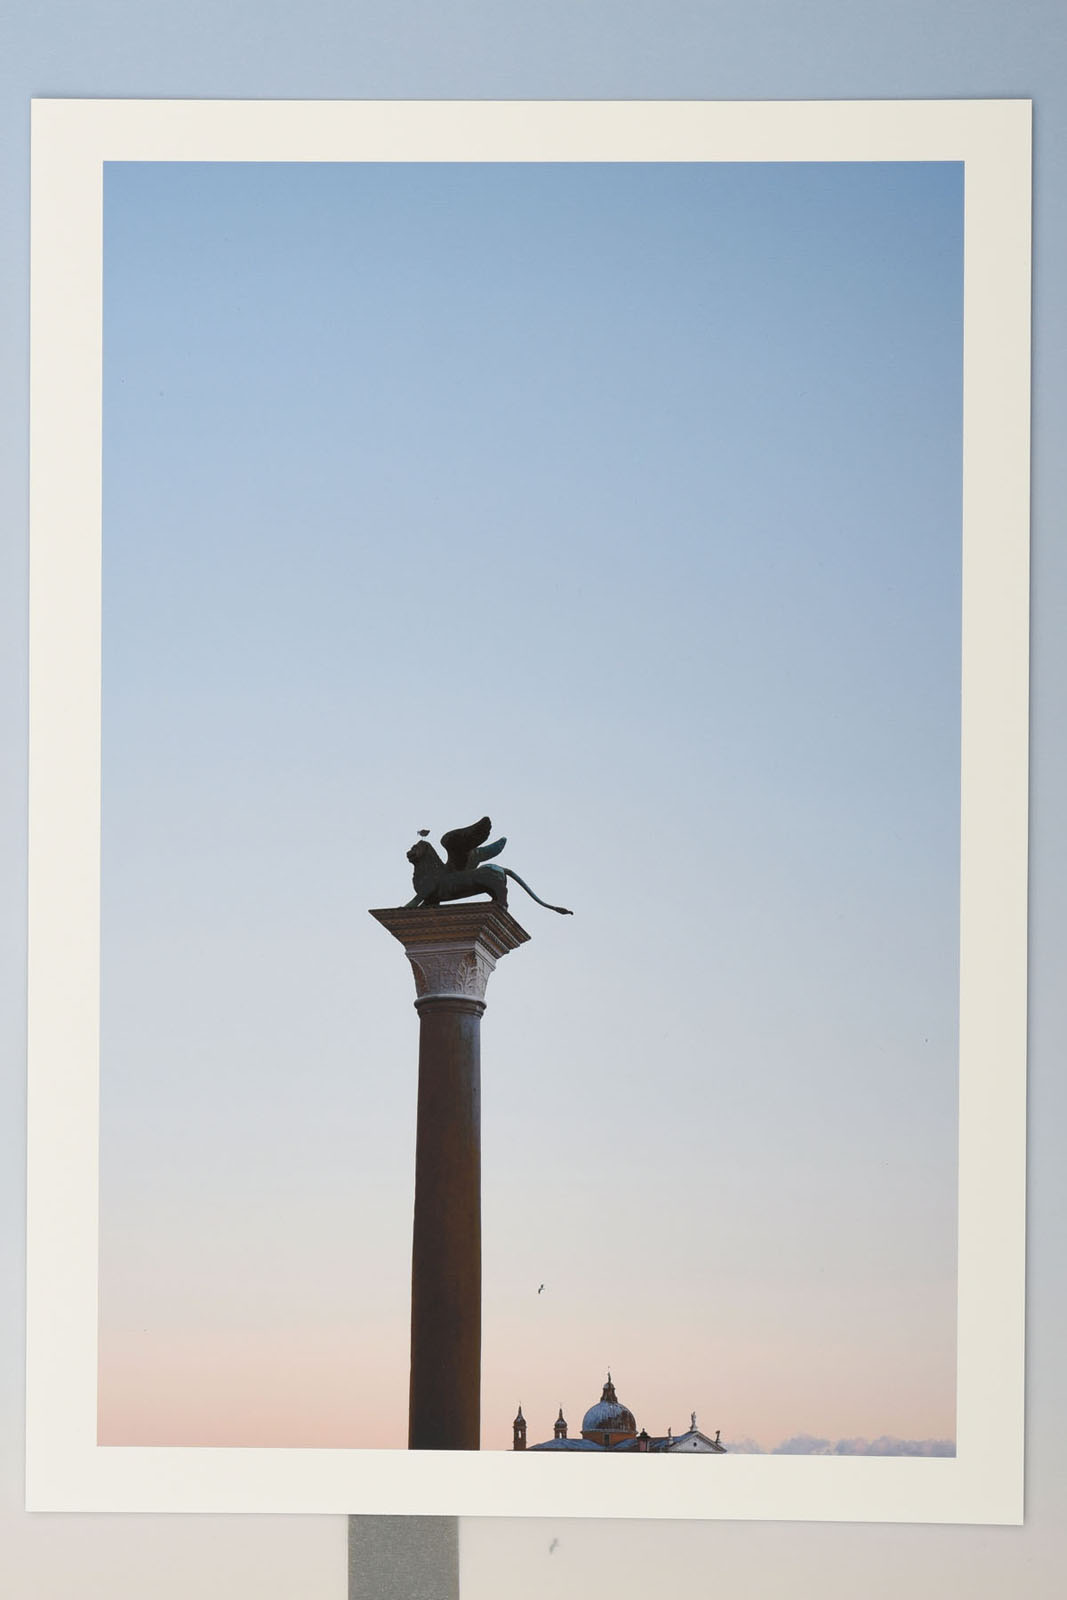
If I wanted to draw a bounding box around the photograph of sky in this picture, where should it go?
[96,159,962,1454]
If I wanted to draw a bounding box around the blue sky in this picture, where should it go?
[97,159,962,1449]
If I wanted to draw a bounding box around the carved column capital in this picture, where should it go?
[369,903,530,1008]
[408,944,496,1007]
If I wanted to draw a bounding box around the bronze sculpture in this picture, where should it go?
[404,816,572,915]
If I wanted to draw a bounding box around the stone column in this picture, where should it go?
[369,904,530,1450]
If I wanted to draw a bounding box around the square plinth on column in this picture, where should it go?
[370,904,530,956]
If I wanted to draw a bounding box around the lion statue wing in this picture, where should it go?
[441,816,495,872]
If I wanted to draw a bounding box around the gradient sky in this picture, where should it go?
[97,158,962,1452]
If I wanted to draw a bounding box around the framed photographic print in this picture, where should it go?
[26,97,1030,1522]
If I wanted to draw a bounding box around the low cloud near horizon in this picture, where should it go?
[723,1435,956,1457]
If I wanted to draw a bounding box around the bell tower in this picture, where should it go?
[512,1405,527,1450]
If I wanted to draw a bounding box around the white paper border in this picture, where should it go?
[27,98,1030,1521]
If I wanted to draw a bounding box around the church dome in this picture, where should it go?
[581,1376,636,1437]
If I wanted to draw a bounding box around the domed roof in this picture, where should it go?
[581,1376,636,1436]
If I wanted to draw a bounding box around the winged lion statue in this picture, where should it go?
[404,817,572,916]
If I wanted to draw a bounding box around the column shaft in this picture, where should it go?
[369,903,530,1454]
[408,996,483,1451]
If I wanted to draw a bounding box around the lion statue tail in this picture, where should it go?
[502,869,573,916]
